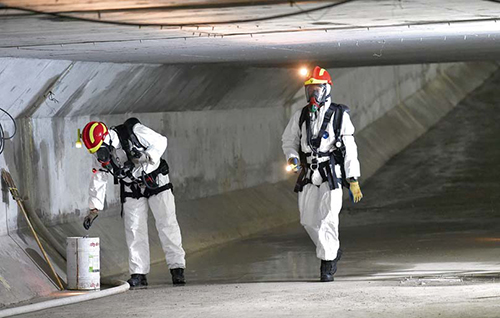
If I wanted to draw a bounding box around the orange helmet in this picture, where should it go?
[304,66,332,86]
[82,122,109,153]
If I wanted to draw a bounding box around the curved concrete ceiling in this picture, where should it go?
[0,0,499,65]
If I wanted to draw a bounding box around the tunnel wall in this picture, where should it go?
[0,58,498,306]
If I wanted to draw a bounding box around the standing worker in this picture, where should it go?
[80,118,186,287]
[282,66,363,282]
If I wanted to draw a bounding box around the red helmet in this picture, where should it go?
[304,66,332,86]
[82,122,108,153]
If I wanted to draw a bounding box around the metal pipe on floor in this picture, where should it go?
[0,280,129,318]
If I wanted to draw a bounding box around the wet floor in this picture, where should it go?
[144,220,500,286]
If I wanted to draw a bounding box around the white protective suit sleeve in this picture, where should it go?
[132,123,168,176]
[281,110,302,161]
[88,160,108,211]
[341,111,361,179]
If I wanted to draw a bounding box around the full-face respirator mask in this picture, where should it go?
[305,84,328,113]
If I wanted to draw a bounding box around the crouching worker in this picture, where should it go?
[81,118,186,287]
[282,66,363,282]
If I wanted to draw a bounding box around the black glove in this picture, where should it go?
[83,209,99,230]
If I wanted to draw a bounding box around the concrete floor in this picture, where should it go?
[17,222,500,318]
[16,72,500,317]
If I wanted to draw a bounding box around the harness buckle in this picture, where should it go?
[310,158,319,170]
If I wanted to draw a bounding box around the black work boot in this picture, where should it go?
[320,249,343,282]
[170,268,186,285]
[127,274,148,288]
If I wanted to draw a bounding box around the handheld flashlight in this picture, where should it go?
[286,157,300,173]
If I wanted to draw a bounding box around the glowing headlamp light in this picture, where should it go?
[75,129,83,149]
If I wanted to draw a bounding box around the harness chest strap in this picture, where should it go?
[309,104,336,149]
[294,103,350,192]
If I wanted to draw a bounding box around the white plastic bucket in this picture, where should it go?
[66,237,100,290]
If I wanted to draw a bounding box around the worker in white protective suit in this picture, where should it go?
[80,118,186,287]
[282,66,363,282]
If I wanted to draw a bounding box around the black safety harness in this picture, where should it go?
[107,118,173,208]
[294,103,350,193]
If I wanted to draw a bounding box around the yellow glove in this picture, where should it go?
[349,181,363,203]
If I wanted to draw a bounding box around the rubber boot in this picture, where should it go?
[320,249,343,282]
[170,268,186,285]
[127,274,148,288]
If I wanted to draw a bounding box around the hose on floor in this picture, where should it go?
[0,108,16,155]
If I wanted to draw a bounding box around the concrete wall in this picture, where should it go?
[330,62,500,181]
[0,59,301,233]
[0,58,498,307]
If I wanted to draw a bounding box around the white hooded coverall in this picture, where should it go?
[89,123,186,274]
[282,94,360,261]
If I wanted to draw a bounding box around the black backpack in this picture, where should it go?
[112,117,146,160]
